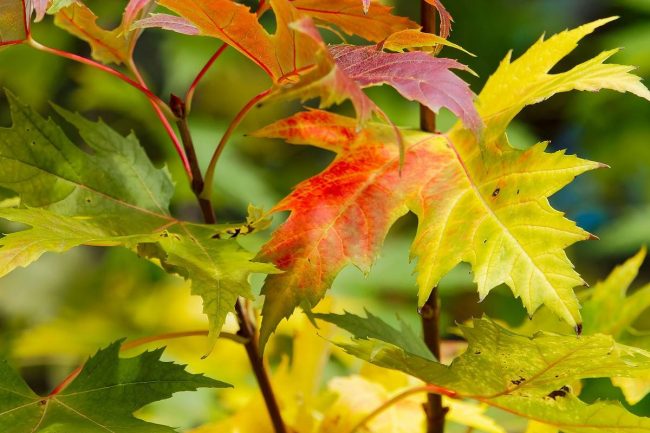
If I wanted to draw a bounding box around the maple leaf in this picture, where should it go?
[476,17,650,146]
[286,0,418,43]
[188,307,504,433]
[0,341,228,432]
[318,312,650,433]
[53,0,155,64]
[269,18,386,129]
[141,0,314,84]
[253,18,650,347]
[592,249,650,405]
[269,17,478,158]
[582,247,650,338]
[513,248,650,405]
[329,44,480,132]
[0,93,277,353]
[0,0,30,46]
[382,28,472,55]
[254,109,596,347]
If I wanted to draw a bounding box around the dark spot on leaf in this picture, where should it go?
[547,386,570,400]
[575,323,583,335]
[516,189,520,195]
[492,188,500,197]
[85,198,91,203]
[39,399,47,406]
[474,351,481,355]
[511,376,526,385]
[226,227,242,238]
[483,239,487,244]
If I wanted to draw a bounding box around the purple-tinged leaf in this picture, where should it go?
[281,18,382,125]
[124,0,155,28]
[278,18,404,159]
[330,44,481,132]
[33,0,47,21]
[134,13,199,35]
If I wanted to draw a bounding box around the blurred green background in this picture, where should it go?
[0,0,649,430]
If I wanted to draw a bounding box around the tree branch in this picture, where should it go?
[171,97,287,433]
[420,2,447,433]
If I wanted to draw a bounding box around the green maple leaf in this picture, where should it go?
[581,247,650,338]
[0,92,277,352]
[316,312,650,432]
[0,341,229,432]
[518,248,650,405]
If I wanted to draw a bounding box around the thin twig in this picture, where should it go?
[348,385,458,433]
[126,59,193,180]
[420,2,446,433]
[169,95,217,222]
[28,38,164,108]
[185,43,229,113]
[201,88,271,200]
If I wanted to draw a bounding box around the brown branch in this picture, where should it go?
[420,2,447,433]
[420,0,438,134]
[171,97,287,433]
[170,94,217,223]
[420,290,448,433]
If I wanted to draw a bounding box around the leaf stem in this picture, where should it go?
[27,38,165,114]
[27,37,193,179]
[348,385,458,433]
[201,88,271,200]
[185,43,229,114]
[126,59,193,180]
[119,330,246,351]
[48,330,243,397]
